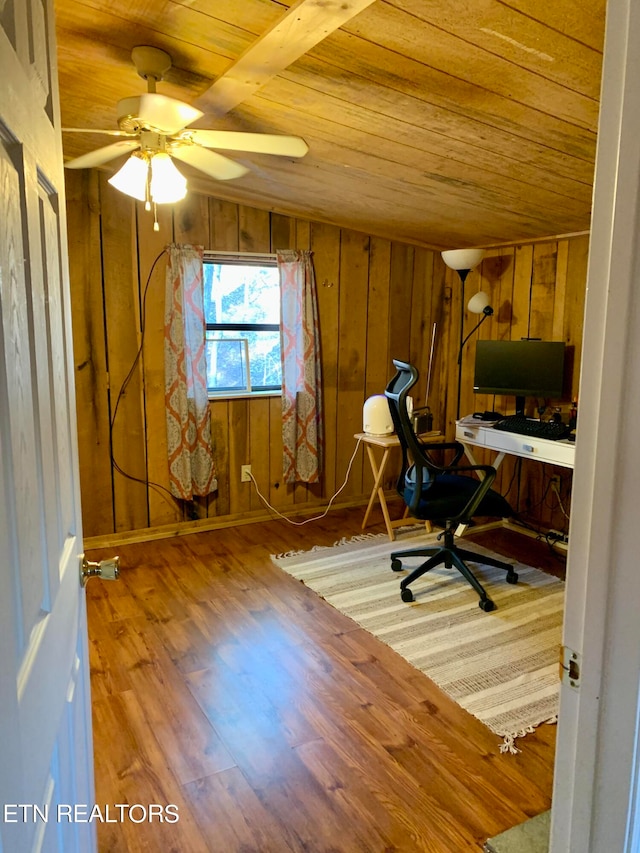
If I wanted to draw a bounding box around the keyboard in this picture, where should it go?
[493,414,571,441]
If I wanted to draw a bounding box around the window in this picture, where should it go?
[203,254,281,396]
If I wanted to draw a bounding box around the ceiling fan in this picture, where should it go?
[63,46,309,191]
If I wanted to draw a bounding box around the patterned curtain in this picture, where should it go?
[164,243,217,499]
[277,249,324,484]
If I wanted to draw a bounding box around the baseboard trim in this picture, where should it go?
[82,492,398,550]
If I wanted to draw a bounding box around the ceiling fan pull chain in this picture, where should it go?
[145,156,151,211]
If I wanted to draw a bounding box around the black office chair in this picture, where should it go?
[385,360,518,611]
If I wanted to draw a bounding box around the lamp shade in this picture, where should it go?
[441,248,485,271]
[108,154,148,201]
[150,152,187,203]
[467,290,491,314]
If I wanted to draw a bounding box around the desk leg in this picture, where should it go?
[461,443,506,475]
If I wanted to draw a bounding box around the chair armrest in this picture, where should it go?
[450,465,500,522]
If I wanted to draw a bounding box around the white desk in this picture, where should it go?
[455,419,575,470]
[454,419,575,540]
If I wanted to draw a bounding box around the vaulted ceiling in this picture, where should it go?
[54,0,605,249]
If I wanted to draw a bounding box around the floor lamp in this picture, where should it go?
[441,248,488,420]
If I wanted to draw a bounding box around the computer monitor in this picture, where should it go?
[473,340,566,415]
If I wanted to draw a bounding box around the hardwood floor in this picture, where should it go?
[85,506,565,852]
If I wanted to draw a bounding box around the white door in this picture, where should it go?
[551,0,640,849]
[0,2,96,852]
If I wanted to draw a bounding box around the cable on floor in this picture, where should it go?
[247,437,363,525]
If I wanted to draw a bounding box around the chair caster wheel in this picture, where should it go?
[506,570,519,584]
[400,587,414,603]
[391,558,403,572]
[479,598,496,612]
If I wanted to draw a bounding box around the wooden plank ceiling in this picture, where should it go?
[54,0,605,249]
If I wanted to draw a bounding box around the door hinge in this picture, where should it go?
[560,645,581,689]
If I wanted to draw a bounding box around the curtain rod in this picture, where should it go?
[205,250,277,258]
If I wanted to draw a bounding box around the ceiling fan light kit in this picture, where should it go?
[63,45,309,229]
[108,132,187,230]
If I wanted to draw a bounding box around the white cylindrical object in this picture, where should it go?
[363,395,394,435]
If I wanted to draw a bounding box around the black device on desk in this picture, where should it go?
[472,410,502,422]
[493,414,571,441]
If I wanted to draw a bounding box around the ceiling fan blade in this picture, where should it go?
[62,128,136,137]
[136,94,204,135]
[169,145,249,180]
[184,130,308,157]
[64,140,141,169]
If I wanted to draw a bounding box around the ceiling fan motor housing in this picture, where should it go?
[116,97,146,133]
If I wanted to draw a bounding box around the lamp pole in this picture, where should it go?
[457,301,494,420]
[441,248,486,424]
[455,268,470,421]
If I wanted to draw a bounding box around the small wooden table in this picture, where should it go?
[355,430,443,541]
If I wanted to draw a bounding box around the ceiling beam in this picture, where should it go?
[194,0,377,116]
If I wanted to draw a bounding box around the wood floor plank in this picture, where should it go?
[91,693,211,853]
[183,767,303,853]
[293,736,426,852]
[86,508,562,852]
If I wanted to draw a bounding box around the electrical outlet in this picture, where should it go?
[241,464,252,482]
[550,475,561,489]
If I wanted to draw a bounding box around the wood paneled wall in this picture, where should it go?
[66,170,588,542]
[451,237,589,535]
[67,170,449,539]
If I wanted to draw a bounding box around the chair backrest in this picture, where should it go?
[386,359,508,527]
[385,359,434,495]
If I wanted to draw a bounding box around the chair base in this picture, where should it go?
[390,529,518,611]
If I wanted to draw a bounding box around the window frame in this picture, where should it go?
[203,251,282,400]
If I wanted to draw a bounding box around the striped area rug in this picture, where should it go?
[272,529,564,753]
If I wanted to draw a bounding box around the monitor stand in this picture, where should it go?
[514,395,526,416]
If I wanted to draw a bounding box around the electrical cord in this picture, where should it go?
[551,479,571,520]
[508,515,539,534]
[501,459,520,500]
[109,248,165,431]
[525,477,554,513]
[542,531,568,561]
[246,438,364,525]
[109,248,178,509]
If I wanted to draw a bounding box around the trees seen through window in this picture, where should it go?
[203,260,281,395]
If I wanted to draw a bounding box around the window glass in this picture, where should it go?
[203,260,281,395]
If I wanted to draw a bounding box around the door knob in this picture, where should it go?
[81,556,120,586]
